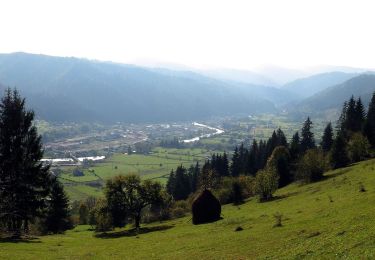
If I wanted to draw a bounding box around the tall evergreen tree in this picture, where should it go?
[230,147,241,177]
[330,134,350,169]
[355,97,366,132]
[337,101,348,134]
[221,152,229,177]
[43,176,72,233]
[364,92,375,147]
[300,117,315,153]
[0,89,51,235]
[247,140,259,176]
[321,122,334,152]
[289,131,301,162]
[168,165,191,200]
[344,96,357,133]
[276,128,288,147]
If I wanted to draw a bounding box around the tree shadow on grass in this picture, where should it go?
[0,236,41,244]
[95,225,174,239]
[324,167,352,180]
[259,191,300,203]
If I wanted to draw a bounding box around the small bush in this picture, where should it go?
[273,212,283,227]
[254,167,279,202]
[359,183,366,192]
[296,149,327,183]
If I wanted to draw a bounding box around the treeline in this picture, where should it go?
[165,93,375,203]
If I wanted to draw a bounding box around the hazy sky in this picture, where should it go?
[1,0,375,70]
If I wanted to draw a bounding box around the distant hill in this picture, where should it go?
[200,69,278,87]
[297,74,375,112]
[283,72,358,99]
[0,52,279,123]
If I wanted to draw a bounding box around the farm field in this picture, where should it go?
[3,158,375,259]
[59,148,214,200]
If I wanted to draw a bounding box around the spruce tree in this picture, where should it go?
[221,152,230,177]
[230,147,241,177]
[337,101,348,134]
[321,122,334,152]
[43,176,72,233]
[355,97,366,132]
[330,134,350,169]
[300,117,315,153]
[289,131,301,162]
[364,92,375,147]
[247,140,258,176]
[344,96,357,133]
[276,128,288,147]
[0,89,51,235]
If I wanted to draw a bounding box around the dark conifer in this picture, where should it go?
[330,133,350,169]
[230,147,241,177]
[0,89,51,235]
[321,122,334,152]
[364,92,375,147]
[289,131,301,162]
[43,176,72,233]
[355,97,366,132]
[247,140,258,176]
[300,117,315,153]
[276,128,288,147]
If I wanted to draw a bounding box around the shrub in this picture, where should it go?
[347,133,370,162]
[254,167,279,202]
[267,146,291,187]
[92,199,112,232]
[72,168,84,177]
[296,149,327,183]
[273,212,283,227]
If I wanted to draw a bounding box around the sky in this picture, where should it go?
[1,0,375,70]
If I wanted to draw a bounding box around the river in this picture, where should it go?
[182,122,224,143]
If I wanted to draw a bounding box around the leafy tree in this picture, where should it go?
[296,149,326,183]
[254,167,279,202]
[330,134,350,169]
[92,198,112,232]
[300,117,315,153]
[266,146,291,187]
[105,177,128,228]
[364,92,375,147]
[0,89,51,236]
[321,122,334,152]
[347,133,370,162]
[42,176,72,233]
[105,175,163,229]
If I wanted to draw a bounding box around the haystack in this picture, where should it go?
[192,189,221,225]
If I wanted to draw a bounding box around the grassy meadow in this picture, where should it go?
[2,158,375,259]
[60,148,212,200]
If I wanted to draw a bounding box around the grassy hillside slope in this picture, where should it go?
[2,159,375,259]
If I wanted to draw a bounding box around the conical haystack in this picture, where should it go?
[192,189,221,225]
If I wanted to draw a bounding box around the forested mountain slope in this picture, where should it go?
[0,53,278,122]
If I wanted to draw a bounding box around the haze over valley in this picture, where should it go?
[2,1,375,259]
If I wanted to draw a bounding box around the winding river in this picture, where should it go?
[182,122,224,143]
